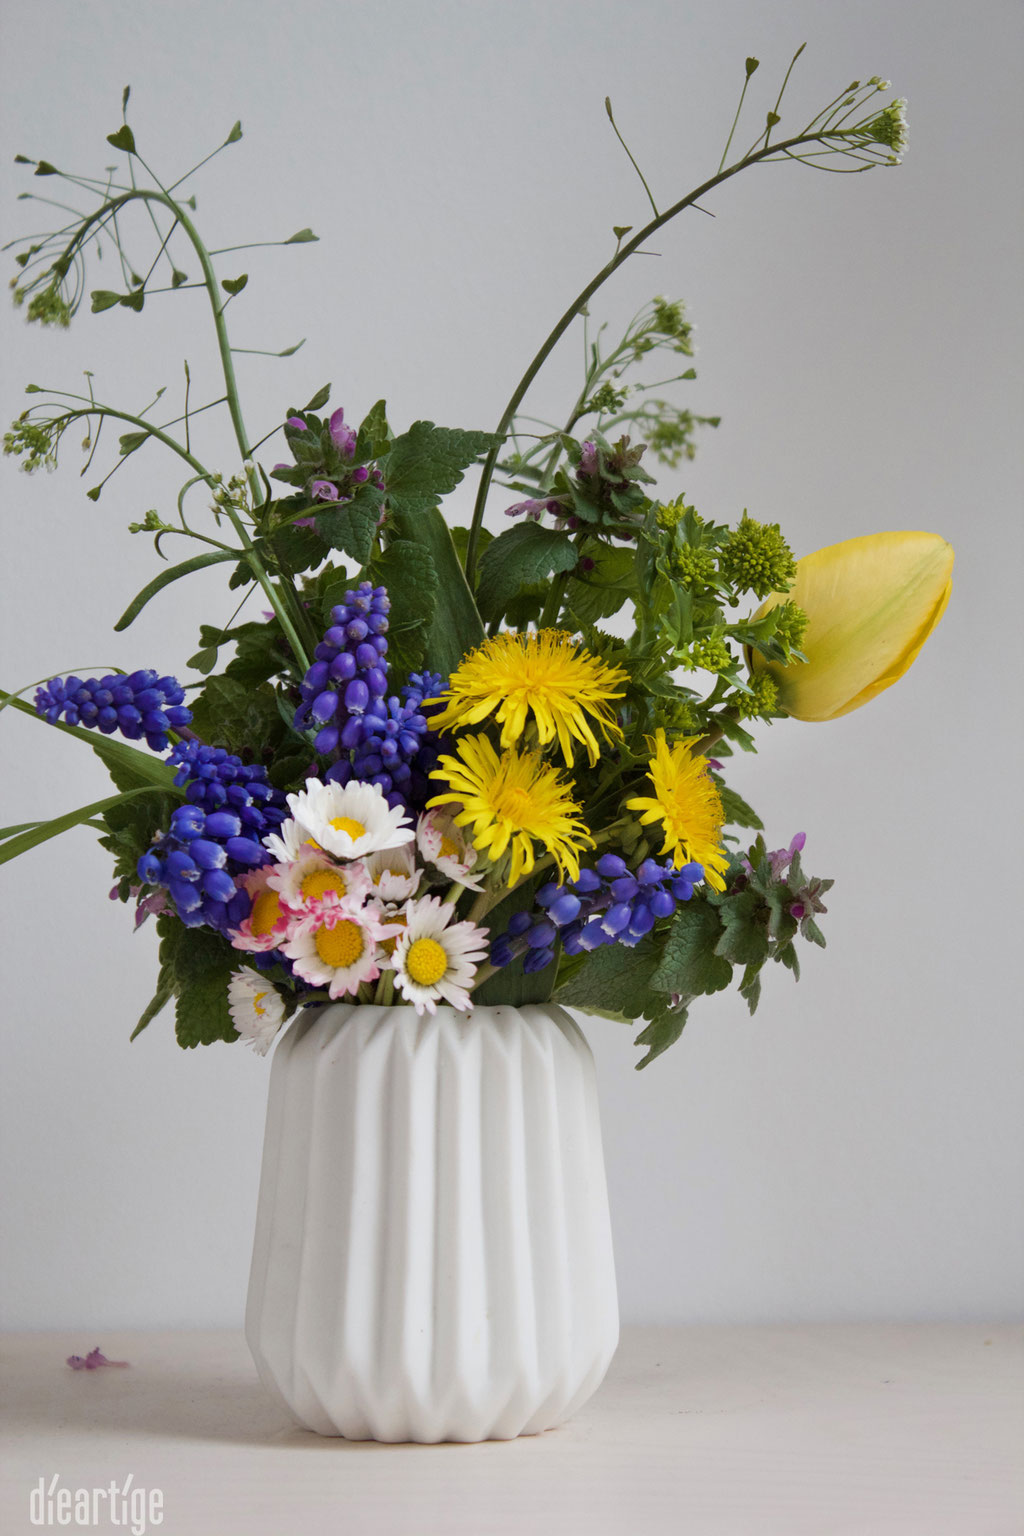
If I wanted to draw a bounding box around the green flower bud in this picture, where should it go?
[672,544,716,588]
[719,513,797,599]
[735,672,779,721]
[682,634,732,674]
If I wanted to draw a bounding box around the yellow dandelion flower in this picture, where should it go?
[428,733,593,887]
[429,630,626,765]
[626,729,730,891]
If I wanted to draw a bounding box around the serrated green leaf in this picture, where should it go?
[381,421,501,514]
[475,522,579,624]
[713,889,771,967]
[633,1007,688,1069]
[367,538,439,676]
[221,273,248,296]
[113,549,238,630]
[554,935,665,1019]
[187,675,286,755]
[651,901,732,997]
[107,124,136,153]
[739,962,762,1015]
[97,788,176,881]
[285,227,317,243]
[90,289,122,312]
[315,488,383,564]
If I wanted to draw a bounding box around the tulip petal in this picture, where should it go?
[752,531,953,722]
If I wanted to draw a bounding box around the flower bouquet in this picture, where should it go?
[2,56,953,1439]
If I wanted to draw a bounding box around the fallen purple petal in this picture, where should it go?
[67,1347,130,1370]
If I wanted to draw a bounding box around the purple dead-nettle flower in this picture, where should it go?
[310,479,340,502]
[504,496,565,522]
[578,440,599,477]
[329,407,357,459]
[286,416,307,431]
[67,1348,129,1371]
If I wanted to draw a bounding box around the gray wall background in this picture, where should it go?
[1,0,1021,1329]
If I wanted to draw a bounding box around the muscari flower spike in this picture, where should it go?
[34,669,191,752]
[489,851,703,974]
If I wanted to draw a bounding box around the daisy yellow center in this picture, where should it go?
[315,920,365,969]
[329,816,367,840]
[251,890,282,937]
[439,834,460,860]
[405,937,449,987]
[253,991,269,1017]
[301,868,346,902]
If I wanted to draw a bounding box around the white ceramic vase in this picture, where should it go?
[245,1002,619,1442]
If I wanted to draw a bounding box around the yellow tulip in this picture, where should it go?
[750,531,954,721]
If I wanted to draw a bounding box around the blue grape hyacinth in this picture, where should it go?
[34,669,191,752]
[295,582,390,756]
[325,670,445,812]
[489,852,704,973]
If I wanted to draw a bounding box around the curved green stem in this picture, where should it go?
[464,129,844,585]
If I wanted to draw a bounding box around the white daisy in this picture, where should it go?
[228,971,287,1055]
[285,779,414,861]
[229,868,291,953]
[267,848,371,913]
[262,817,321,865]
[281,899,400,999]
[416,806,485,891]
[361,842,422,903]
[391,895,490,1016]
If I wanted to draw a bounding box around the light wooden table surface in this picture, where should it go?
[2,1324,1021,1535]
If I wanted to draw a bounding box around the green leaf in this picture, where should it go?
[113,549,238,630]
[381,422,501,515]
[315,487,383,564]
[156,919,239,1049]
[130,975,174,1040]
[0,786,162,866]
[187,675,286,754]
[97,788,176,882]
[0,821,42,839]
[367,538,439,676]
[187,645,219,674]
[717,783,764,831]
[225,120,243,144]
[564,542,635,624]
[651,902,732,997]
[90,289,122,313]
[106,125,136,154]
[389,506,484,679]
[285,227,318,243]
[1,692,177,791]
[633,1008,688,1069]
[555,936,665,1021]
[738,962,762,1016]
[713,889,771,967]
[303,383,331,412]
[355,398,390,461]
[221,273,248,296]
[475,522,578,624]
